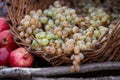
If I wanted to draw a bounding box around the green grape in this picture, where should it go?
[67,15,72,22]
[45,25,51,31]
[43,9,48,16]
[61,16,66,21]
[70,9,76,14]
[33,13,39,20]
[86,36,92,42]
[86,42,92,48]
[48,20,54,27]
[48,10,53,16]
[55,35,60,39]
[32,40,39,47]
[41,38,49,46]
[47,33,55,39]
[54,1,61,8]
[94,30,100,38]
[55,19,60,25]
[35,32,46,39]
[40,16,48,24]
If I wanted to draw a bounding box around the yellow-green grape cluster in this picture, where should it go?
[18,1,111,68]
[18,9,43,44]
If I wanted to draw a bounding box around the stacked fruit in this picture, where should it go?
[18,1,111,70]
[0,18,34,67]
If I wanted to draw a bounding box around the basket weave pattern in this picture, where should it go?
[7,0,120,66]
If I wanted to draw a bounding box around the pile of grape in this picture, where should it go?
[18,1,111,70]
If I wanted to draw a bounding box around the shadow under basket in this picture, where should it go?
[6,0,120,67]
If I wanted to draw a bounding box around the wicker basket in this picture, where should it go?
[6,0,120,69]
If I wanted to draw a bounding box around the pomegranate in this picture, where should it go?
[0,47,10,66]
[0,30,17,50]
[9,47,34,67]
[0,18,10,32]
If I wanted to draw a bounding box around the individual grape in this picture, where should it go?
[56,8,63,14]
[86,42,92,48]
[73,60,78,66]
[67,15,72,22]
[48,20,54,27]
[56,48,62,55]
[74,45,80,54]
[61,16,66,21]
[63,21,69,27]
[65,10,70,15]
[24,21,30,27]
[72,26,79,33]
[92,39,97,44]
[54,1,61,8]
[57,31,63,37]
[30,18,38,25]
[50,46,56,54]
[35,32,46,39]
[55,40,61,48]
[37,9,42,16]
[64,27,72,35]
[43,9,48,16]
[45,46,51,52]
[79,44,87,50]
[80,35,86,40]
[48,10,53,16]
[33,13,39,20]
[63,30,69,37]
[31,25,36,30]
[32,40,39,47]
[45,25,51,31]
[46,33,55,39]
[40,16,48,24]
[54,27,62,34]
[25,38,31,44]
[79,53,84,60]
[33,28,40,35]
[17,26,24,31]
[41,38,49,46]
[94,30,100,38]
[30,10,36,17]
[19,31,24,38]
[38,22,42,28]
[66,44,74,51]
[70,9,76,14]
[86,36,92,42]
[56,14,62,19]
[20,19,26,25]
[72,14,77,19]
[73,33,79,40]
[24,33,29,38]
[25,15,31,21]
[55,19,60,25]
[26,27,32,34]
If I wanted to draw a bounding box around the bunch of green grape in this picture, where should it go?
[18,1,111,69]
